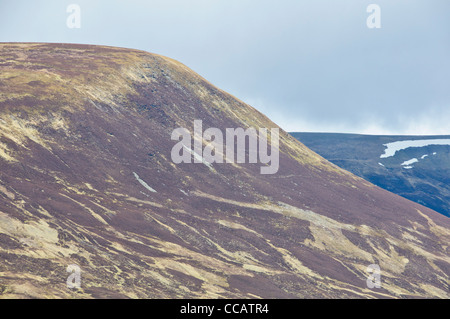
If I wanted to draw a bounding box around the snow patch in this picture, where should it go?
[133,172,157,193]
[401,158,419,166]
[380,139,450,158]
[183,145,213,169]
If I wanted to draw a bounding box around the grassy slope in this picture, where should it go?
[0,44,448,298]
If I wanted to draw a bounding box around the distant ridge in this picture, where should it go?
[291,132,450,217]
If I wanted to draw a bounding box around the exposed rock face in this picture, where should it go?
[0,43,448,298]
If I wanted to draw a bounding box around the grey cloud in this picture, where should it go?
[0,0,448,134]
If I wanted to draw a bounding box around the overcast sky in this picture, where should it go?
[1,0,449,135]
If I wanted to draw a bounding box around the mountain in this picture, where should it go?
[0,43,449,299]
[290,133,450,218]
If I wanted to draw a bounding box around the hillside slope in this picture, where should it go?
[0,43,448,298]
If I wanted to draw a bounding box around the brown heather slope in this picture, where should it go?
[0,43,448,298]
